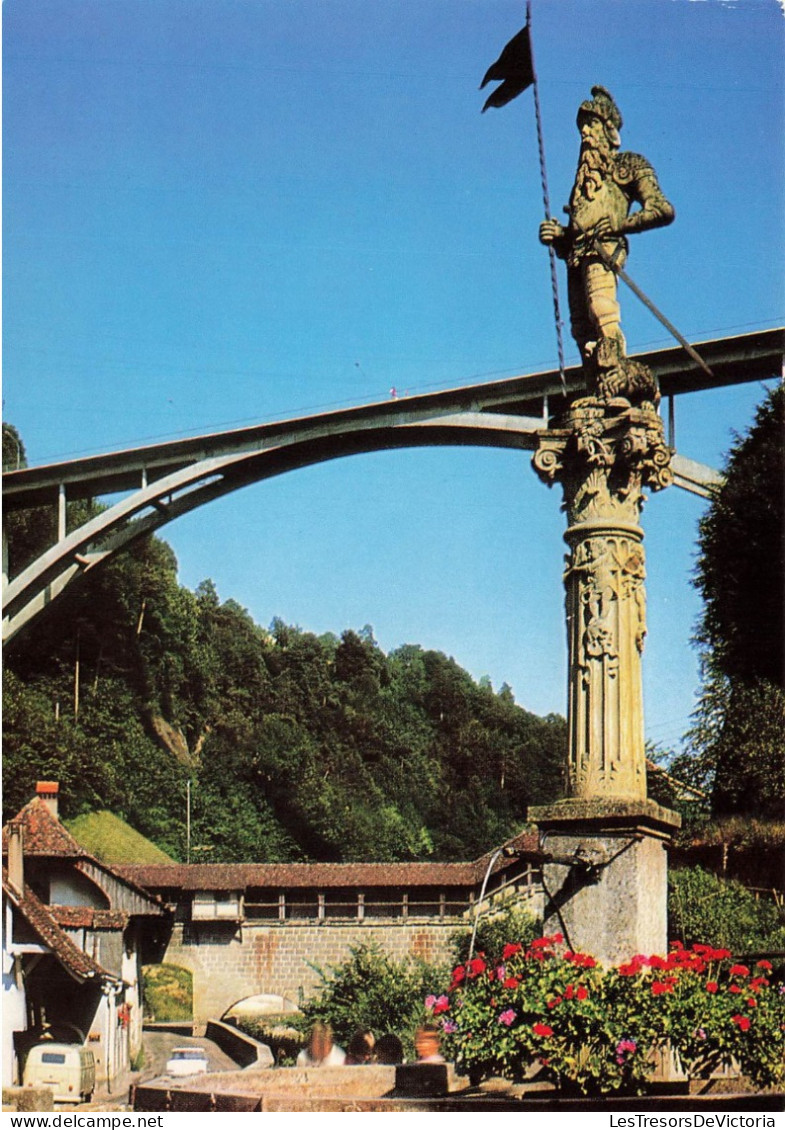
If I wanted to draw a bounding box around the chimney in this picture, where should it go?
[36,780,59,819]
[8,823,24,893]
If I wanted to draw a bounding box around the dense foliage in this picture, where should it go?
[672,387,784,819]
[141,964,193,1022]
[668,867,785,955]
[298,943,446,1059]
[3,427,566,861]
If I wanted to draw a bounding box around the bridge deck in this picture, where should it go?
[4,328,781,510]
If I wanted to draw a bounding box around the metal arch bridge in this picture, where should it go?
[3,328,782,645]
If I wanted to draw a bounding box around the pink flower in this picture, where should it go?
[425,994,437,1010]
[498,1009,517,1027]
[442,1020,457,1034]
[615,1038,637,1064]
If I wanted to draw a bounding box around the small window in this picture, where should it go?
[41,1053,67,1064]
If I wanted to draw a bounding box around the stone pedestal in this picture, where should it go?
[528,798,680,966]
[530,400,680,964]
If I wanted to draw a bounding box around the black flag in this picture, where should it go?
[480,25,534,112]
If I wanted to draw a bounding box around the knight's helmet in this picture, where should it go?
[577,85,622,147]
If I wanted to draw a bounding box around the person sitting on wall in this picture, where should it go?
[345,1028,376,1064]
[374,1033,405,1065]
[296,1022,346,1067]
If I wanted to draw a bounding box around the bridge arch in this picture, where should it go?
[2,414,541,644]
[4,329,778,643]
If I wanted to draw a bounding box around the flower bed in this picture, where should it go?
[427,934,785,1096]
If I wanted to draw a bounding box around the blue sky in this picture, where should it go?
[4,0,783,751]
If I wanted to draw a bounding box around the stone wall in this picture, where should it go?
[163,919,461,1021]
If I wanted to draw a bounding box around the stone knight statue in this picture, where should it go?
[539,86,674,404]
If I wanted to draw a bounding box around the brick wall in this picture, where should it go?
[163,918,461,1021]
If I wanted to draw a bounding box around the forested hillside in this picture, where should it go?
[3,428,566,862]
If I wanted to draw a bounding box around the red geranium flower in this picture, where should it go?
[652,981,675,995]
[732,1015,751,1031]
[468,957,486,978]
[546,997,562,1010]
[730,964,750,978]
[502,943,522,961]
[576,986,589,1001]
[503,977,520,990]
[756,960,773,972]
[729,985,742,994]
[619,961,642,976]
[532,1023,553,1037]
[705,982,719,994]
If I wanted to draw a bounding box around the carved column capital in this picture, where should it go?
[533,402,672,530]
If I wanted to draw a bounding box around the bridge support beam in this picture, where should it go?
[529,400,680,966]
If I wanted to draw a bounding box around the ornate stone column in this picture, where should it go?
[529,400,680,965]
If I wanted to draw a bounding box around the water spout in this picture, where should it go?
[467,847,503,964]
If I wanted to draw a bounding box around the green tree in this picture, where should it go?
[675,387,785,818]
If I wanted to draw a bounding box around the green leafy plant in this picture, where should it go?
[669,867,785,953]
[299,943,447,1058]
[450,903,541,965]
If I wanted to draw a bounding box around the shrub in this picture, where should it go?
[434,933,785,1095]
[450,903,541,965]
[669,867,785,953]
[299,943,447,1059]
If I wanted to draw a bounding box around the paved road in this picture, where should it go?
[137,1031,240,1083]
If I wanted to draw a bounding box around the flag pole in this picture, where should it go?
[527,1,567,395]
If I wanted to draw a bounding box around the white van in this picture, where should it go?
[23,1043,96,1103]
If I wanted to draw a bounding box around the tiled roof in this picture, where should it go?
[119,832,542,893]
[50,906,130,930]
[2,800,167,916]
[2,870,114,984]
[2,799,85,857]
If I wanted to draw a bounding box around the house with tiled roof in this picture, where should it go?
[2,783,168,1089]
